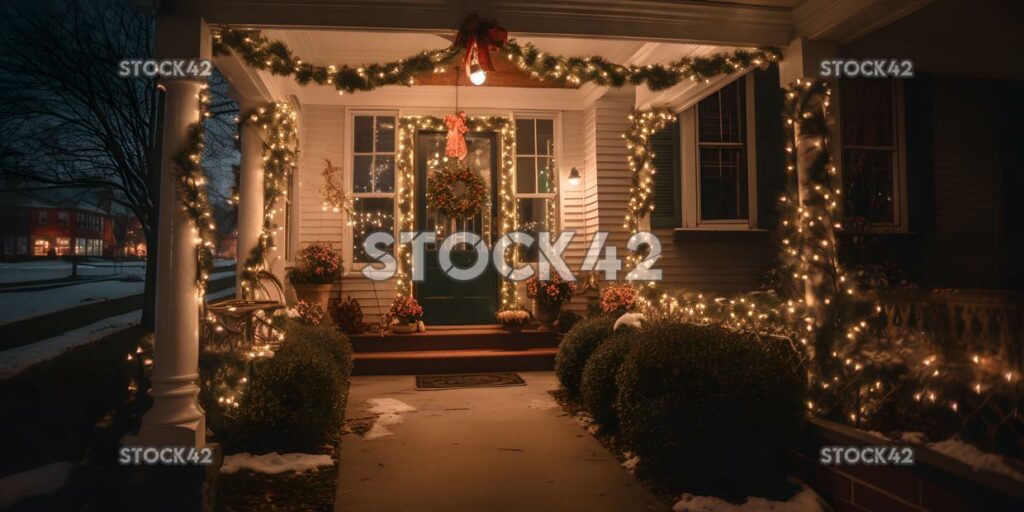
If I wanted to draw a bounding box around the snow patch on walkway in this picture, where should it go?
[0,461,73,508]
[221,452,334,474]
[363,398,417,440]
[0,310,140,379]
[673,485,825,512]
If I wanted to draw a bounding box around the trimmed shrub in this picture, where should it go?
[580,331,636,430]
[616,322,805,498]
[556,310,582,334]
[555,316,616,398]
[237,318,353,452]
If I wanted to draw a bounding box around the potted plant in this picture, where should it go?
[496,308,530,333]
[387,295,423,334]
[287,242,342,316]
[599,282,638,318]
[526,274,575,330]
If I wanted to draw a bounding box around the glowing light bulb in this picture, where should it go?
[469,65,487,85]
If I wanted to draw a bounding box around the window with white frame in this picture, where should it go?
[680,77,757,229]
[839,78,905,229]
[697,78,749,221]
[514,117,556,260]
[350,113,397,264]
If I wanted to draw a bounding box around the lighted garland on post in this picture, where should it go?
[211,26,780,95]
[171,83,217,298]
[239,102,299,299]
[621,109,676,276]
[395,116,518,307]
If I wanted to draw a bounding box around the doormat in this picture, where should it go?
[415,372,526,390]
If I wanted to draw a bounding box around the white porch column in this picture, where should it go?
[779,38,839,320]
[137,16,211,448]
[235,99,265,298]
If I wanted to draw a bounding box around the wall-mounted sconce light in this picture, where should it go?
[568,167,581,187]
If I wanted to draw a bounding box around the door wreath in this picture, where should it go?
[426,158,488,219]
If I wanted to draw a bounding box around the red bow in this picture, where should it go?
[455,14,507,73]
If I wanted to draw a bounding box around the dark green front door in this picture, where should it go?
[414,132,500,325]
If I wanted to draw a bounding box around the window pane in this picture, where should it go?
[842,149,895,223]
[354,116,375,153]
[353,155,374,192]
[841,79,893,147]
[537,157,554,194]
[516,198,548,261]
[515,119,535,155]
[698,80,743,143]
[536,119,554,156]
[373,155,395,193]
[699,147,747,220]
[352,198,394,263]
[516,157,536,194]
[375,116,395,152]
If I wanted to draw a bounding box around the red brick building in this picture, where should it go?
[0,200,115,260]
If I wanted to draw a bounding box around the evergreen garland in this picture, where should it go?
[504,41,781,90]
[239,102,300,299]
[212,27,780,94]
[172,84,216,295]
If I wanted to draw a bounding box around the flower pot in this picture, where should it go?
[532,300,561,330]
[391,322,417,334]
[501,323,524,333]
[292,283,335,321]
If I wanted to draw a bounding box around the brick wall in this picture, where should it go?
[791,418,1023,512]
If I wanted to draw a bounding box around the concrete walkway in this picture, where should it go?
[336,371,670,512]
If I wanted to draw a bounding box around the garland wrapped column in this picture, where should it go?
[239,102,299,299]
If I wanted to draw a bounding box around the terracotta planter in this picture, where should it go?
[391,322,417,334]
[501,323,525,333]
[292,283,335,320]
[532,300,561,330]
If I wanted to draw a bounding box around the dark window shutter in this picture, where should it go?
[650,121,681,228]
[904,74,934,234]
[753,65,786,230]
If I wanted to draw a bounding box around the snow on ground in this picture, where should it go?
[0,261,145,284]
[526,398,559,410]
[221,452,334,475]
[0,461,73,509]
[929,438,1024,483]
[673,485,825,512]
[0,267,235,325]
[0,310,141,379]
[363,398,417,440]
[859,429,1023,483]
[621,452,640,473]
[0,279,142,324]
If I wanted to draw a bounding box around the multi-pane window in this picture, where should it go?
[33,239,49,256]
[57,212,69,225]
[38,211,46,225]
[696,79,749,221]
[55,237,71,256]
[514,118,556,260]
[841,79,899,225]
[75,238,103,256]
[351,114,396,263]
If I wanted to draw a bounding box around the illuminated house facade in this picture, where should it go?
[142,0,1022,477]
[0,201,114,260]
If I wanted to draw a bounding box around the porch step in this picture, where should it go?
[348,325,558,353]
[352,347,557,376]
